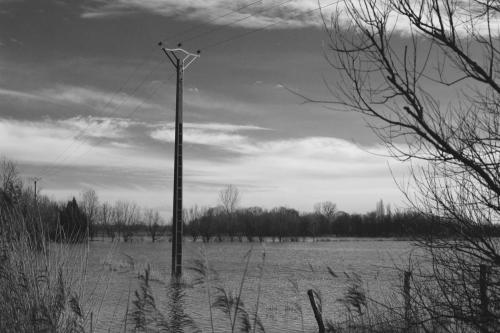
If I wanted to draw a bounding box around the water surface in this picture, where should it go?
[81,239,414,332]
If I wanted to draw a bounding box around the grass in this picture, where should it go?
[0,210,90,333]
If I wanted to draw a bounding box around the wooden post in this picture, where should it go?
[307,289,325,333]
[90,311,93,333]
[404,271,412,328]
[479,264,489,330]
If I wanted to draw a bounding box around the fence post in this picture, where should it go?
[90,311,93,333]
[404,271,412,329]
[307,289,325,333]
[479,264,489,331]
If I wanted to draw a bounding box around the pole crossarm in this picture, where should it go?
[159,42,200,70]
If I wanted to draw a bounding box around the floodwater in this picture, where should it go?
[79,238,415,332]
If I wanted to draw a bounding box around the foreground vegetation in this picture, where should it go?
[3,0,500,329]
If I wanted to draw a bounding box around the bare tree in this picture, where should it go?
[218,184,240,215]
[313,201,338,240]
[218,184,240,241]
[375,199,385,221]
[318,0,500,330]
[0,156,22,207]
[79,188,99,241]
[184,205,205,242]
[314,201,337,221]
[144,208,162,243]
[113,201,139,242]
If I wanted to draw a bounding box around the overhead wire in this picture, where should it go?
[161,0,263,44]
[39,1,341,181]
[39,0,304,179]
[36,1,271,180]
[42,69,177,180]
[36,52,161,178]
[40,57,167,179]
[179,0,295,45]
[200,0,343,51]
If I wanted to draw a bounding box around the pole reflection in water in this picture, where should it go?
[128,266,197,332]
[168,278,194,332]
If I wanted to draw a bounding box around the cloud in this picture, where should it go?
[149,120,400,180]
[177,134,406,212]
[0,85,158,116]
[81,0,498,37]
[82,0,334,28]
[0,87,41,100]
[56,116,139,139]
[0,117,164,170]
[0,116,269,170]
[150,122,268,148]
[0,115,406,213]
[149,121,384,166]
[38,85,158,114]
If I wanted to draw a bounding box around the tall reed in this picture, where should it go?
[0,207,89,332]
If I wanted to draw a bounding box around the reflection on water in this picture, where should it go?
[168,279,197,332]
[82,239,413,332]
[127,266,198,332]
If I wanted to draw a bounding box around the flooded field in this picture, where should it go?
[80,239,414,332]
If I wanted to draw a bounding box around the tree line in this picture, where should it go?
[3,158,499,244]
[183,200,491,243]
[0,157,167,244]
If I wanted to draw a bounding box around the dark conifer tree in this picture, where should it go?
[58,197,88,242]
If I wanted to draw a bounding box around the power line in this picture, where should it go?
[37,57,162,178]
[201,0,342,51]
[39,1,342,180]
[180,0,295,45]
[42,71,177,180]
[42,65,172,179]
[40,58,168,179]
[161,0,263,44]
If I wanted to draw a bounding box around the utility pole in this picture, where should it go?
[30,177,41,206]
[159,42,200,278]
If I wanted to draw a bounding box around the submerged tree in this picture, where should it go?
[318,0,500,330]
[144,208,162,243]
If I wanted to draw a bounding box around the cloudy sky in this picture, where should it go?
[0,0,412,216]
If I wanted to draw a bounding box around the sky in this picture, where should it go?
[0,0,414,216]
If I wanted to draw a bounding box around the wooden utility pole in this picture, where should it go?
[159,42,200,278]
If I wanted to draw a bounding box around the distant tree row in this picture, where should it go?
[182,188,493,242]
[0,157,166,244]
[183,200,463,243]
[184,188,500,242]
[0,157,88,244]
[4,158,498,244]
